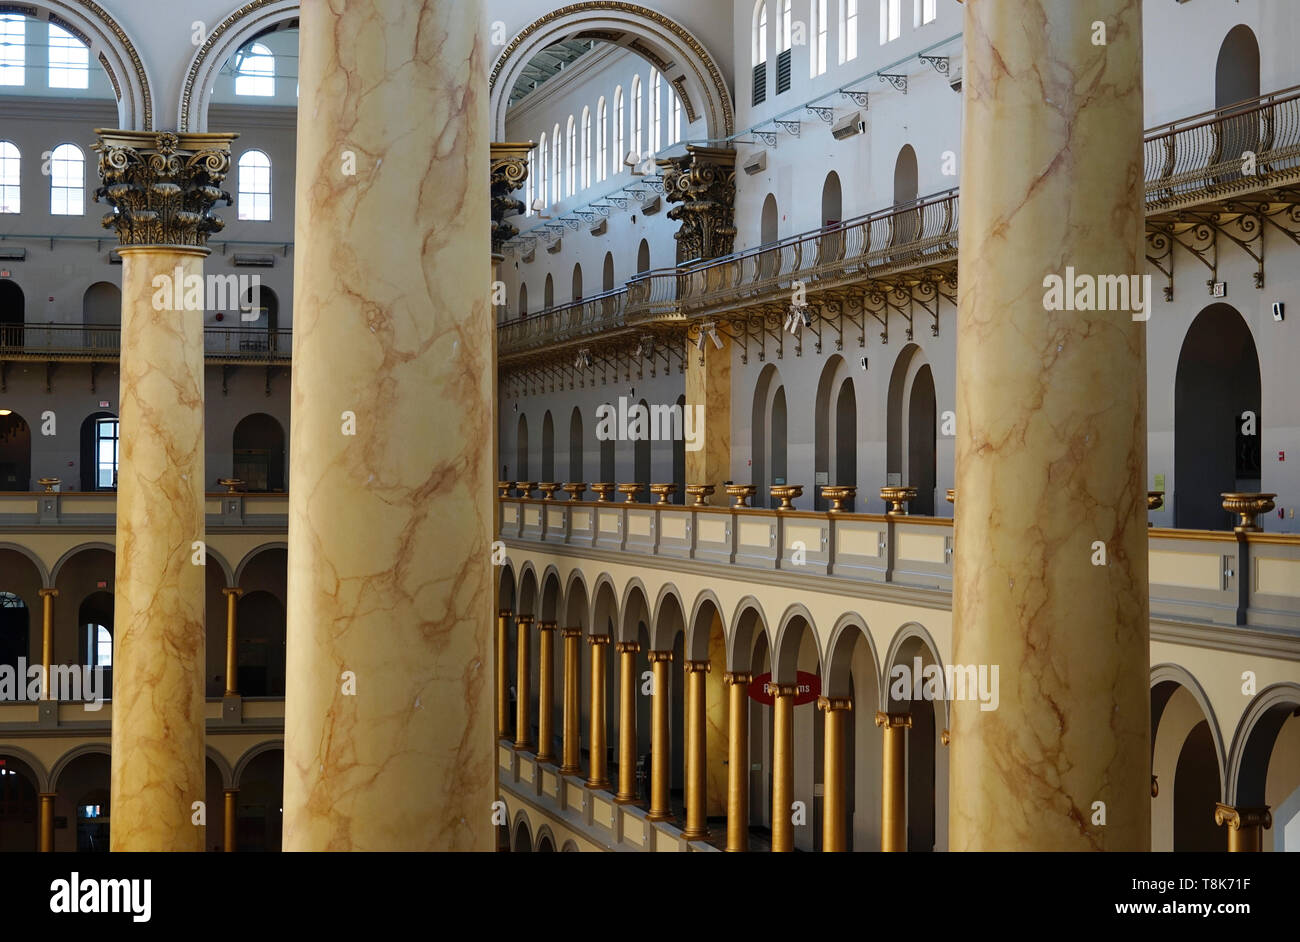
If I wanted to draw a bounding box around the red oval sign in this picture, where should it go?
[747,671,821,706]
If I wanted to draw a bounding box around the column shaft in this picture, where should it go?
[39,793,54,852]
[536,622,557,762]
[725,672,751,852]
[560,628,582,774]
[496,611,511,740]
[38,589,56,701]
[224,789,238,852]
[682,660,710,840]
[684,336,730,505]
[820,697,851,852]
[514,617,533,751]
[614,641,639,802]
[877,711,911,852]
[586,636,611,789]
[647,652,673,821]
[771,684,796,852]
[222,587,242,697]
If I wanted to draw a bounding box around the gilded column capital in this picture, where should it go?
[221,586,243,599]
[817,696,853,712]
[772,683,799,698]
[659,145,737,263]
[683,660,712,674]
[93,129,238,248]
[1214,803,1272,830]
[536,620,558,632]
[498,609,513,619]
[647,650,674,664]
[615,641,640,654]
[587,634,611,646]
[38,588,58,599]
[515,615,534,628]
[561,627,582,639]
[490,141,534,253]
[875,711,913,729]
[724,671,752,685]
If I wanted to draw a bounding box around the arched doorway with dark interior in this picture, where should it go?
[232,413,286,492]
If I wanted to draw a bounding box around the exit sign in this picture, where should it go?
[98,401,109,408]
[96,581,107,589]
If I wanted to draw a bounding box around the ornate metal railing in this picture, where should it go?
[0,324,292,361]
[497,287,629,357]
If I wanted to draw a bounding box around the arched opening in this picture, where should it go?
[81,282,120,348]
[0,591,28,679]
[892,144,919,244]
[518,283,528,319]
[634,400,651,497]
[602,252,615,291]
[1174,721,1224,850]
[512,818,533,852]
[568,407,583,482]
[536,831,555,852]
[637,239,650,274]
[541,411,555,482]
[1151,676,1225,851]
[599,415,615,484]
[772,613,823,850]
[544,274,554,309]
[232,413,286,493]
[236,591,285,697]
[1231,686,1300,852]
[240,285,281,352]
[515,414,529,482]
[77,592,113,701]
[236,748,283,852]
[824,622,882,851]
[814,356,857,511]
[571,264,583,303]
[1216,25,1260,110]
[819,171,844,264]
[78,411,118,491]
[0,752,40,850]
[684,597,729,845]
[887,345,937,515]
[58,750,111,852]
[1174,304,1260,529]
[672,394,687,503]
[0,410,31,492]
[752,365,787,509]
[0,279,22,347]
[760,193,779,278]
[886,633,940,851]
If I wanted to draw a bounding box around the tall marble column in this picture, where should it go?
[724,671,751,851]
[95,129,235,852]
[560,628,583,774]
[614,641,640,802]
[820,696,851,851]
[222,587,242,697]
[38,588,56,700]
[586,635,611,789]
[496,610,512,740]
[682,660,710,840]
[647,650,673,821]
[771,684,796,852]
[514,616,533,751]
[536,621,557,763]
[283,0,494,851]
[684,336,730,505]
[877,711,910,852]
[951,0,1150,851]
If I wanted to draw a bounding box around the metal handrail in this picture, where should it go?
[0,323,292,359]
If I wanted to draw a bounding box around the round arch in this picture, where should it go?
[649,583,687,652]
[883,621,947,726]
[517,561,540,617]
[511,809,533,852]
[49,541,115,584]
[0,542,50,587]
[498,560,517,611]
[771,602,820,683]
[234,541,288,585]
[49,741,111,792]
[618,577,652,645]
[534,823,558,852]
[490,3,734,143]
[1150,663,1227,794]
[685,589,727,661]
[0,744,50,792]
[727,596,770,672]
[233,739,285,787]
[539,564,564,622]
[206,746,235,790]
[589,573,619,637]
[1224,682,1300,808]
[823,612,882,703]
[562,567,590,630]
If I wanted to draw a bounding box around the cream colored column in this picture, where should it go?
[95,128,235,853]
[614,641,639,802]
[820,697,852,852]
[771,683,796,852]
[536,622,557,763]
[283,0,493,851]
[222,587,242,697]
[647,651,674,821]
[38,589,56,700]
[560,628,582,774]
[725,671,752,851]
[514,616,533,751]
[951,0,1150,851]
[585,636,611,789]
[1215,804,1271,852]
[685,335,730,505]
[223,788,238,852]
[496,611,512,740]
[39,793,54,852]
[877,711,911,852]
[682,660,710,840]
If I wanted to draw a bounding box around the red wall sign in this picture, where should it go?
[748,671,821,706]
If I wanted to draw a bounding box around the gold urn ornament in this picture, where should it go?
[1221,492,1276,533]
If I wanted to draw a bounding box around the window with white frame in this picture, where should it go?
[0,141,18,214]
[597,97,607,181]
[48,22,88,89]
[669,93,681,145]
[839,0,858,63]
[237,149,271,220]
[566,115,576,197]
[632,75,643,159]
[0,14,23,86]
[581,107,591,189]
[613,86,624,173]
[234,41,275,96]
[777,0,792,52]
[552,124,561,203]
[811,0,828,77]
[538,131,548,208]
[49,143,84,215]
[880,0,901,44]
[95,417,118,489]
[650,70,661,154]
[753,1,767,67]
[525,147,535,215]
[915,0,936,27]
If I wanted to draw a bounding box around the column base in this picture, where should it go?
[535,753,557,764]
[558,764,582,776]
[612,793,640,805]
[681,827,709,841]
[512,741,534,752]
[646,810,674,823]
[584,779,611,791]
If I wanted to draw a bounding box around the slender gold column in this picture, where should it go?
[514,615,534,751]
[560,628,582,774]
[820,696,852,852]
[223,788,238,852]
[496,611,512,740]
[38,589,56,700]
[725,671,752,851]
[222,587,243,697]
[585,635,611,789]
[613,641,640,802]
[877,711,911,852]
[536,621,557,763]
[951,0,1150,851]
[38,793,54,852]
[1215,804,1271,852]
[94,129,236,852]
[682,660,711,840]
[647,651,674,822]
[771,683,797,852]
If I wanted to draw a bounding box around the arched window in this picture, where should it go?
[880,0,901,44]
[596,97,608,182]
[49,144,84,216]
[839,0,859,63]
[566,115,576,197]
[811,0,828,76]
[669,94,681,145]
[518,283,528,318]
[48,22,88,89]
[525,147,535,215]
[581,106,591,189]
[650,70,662,153]
[538,132,548,208]
[631,75,643,159]
[778,0,793,53]
[235,41,275,96]
[753,2,768,67]
[0,15,24,86]
[552,123,562,203]
[613,86,625,171]
[544,273,554,308]
[237,150,272,221]
[0,142,18,214]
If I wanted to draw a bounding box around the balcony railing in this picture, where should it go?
[0,324,292,361]
[500,84,1300,357]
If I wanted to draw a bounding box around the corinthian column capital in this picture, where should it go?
[93,129,238,248]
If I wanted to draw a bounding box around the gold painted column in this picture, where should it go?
[95,129,236,852]
[682,660,710,840]
[283,0,494,850]
[614,641,640,802]
[1215,804,1271,852]
[877,711,911,852]
[536,621,557,763]
[38,793,54,852]
[647,650,674,822]
[222,587,242,697]
[514,616,533,751]
[38,589,56,700]
[725,671,751,851]
[560,628,582,774]
[496,610,512,740]
[820,697,852,852]
[951,0,1150,851]
[585,635,611,789]
[223,788,238,852]
[771,683,796,852]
